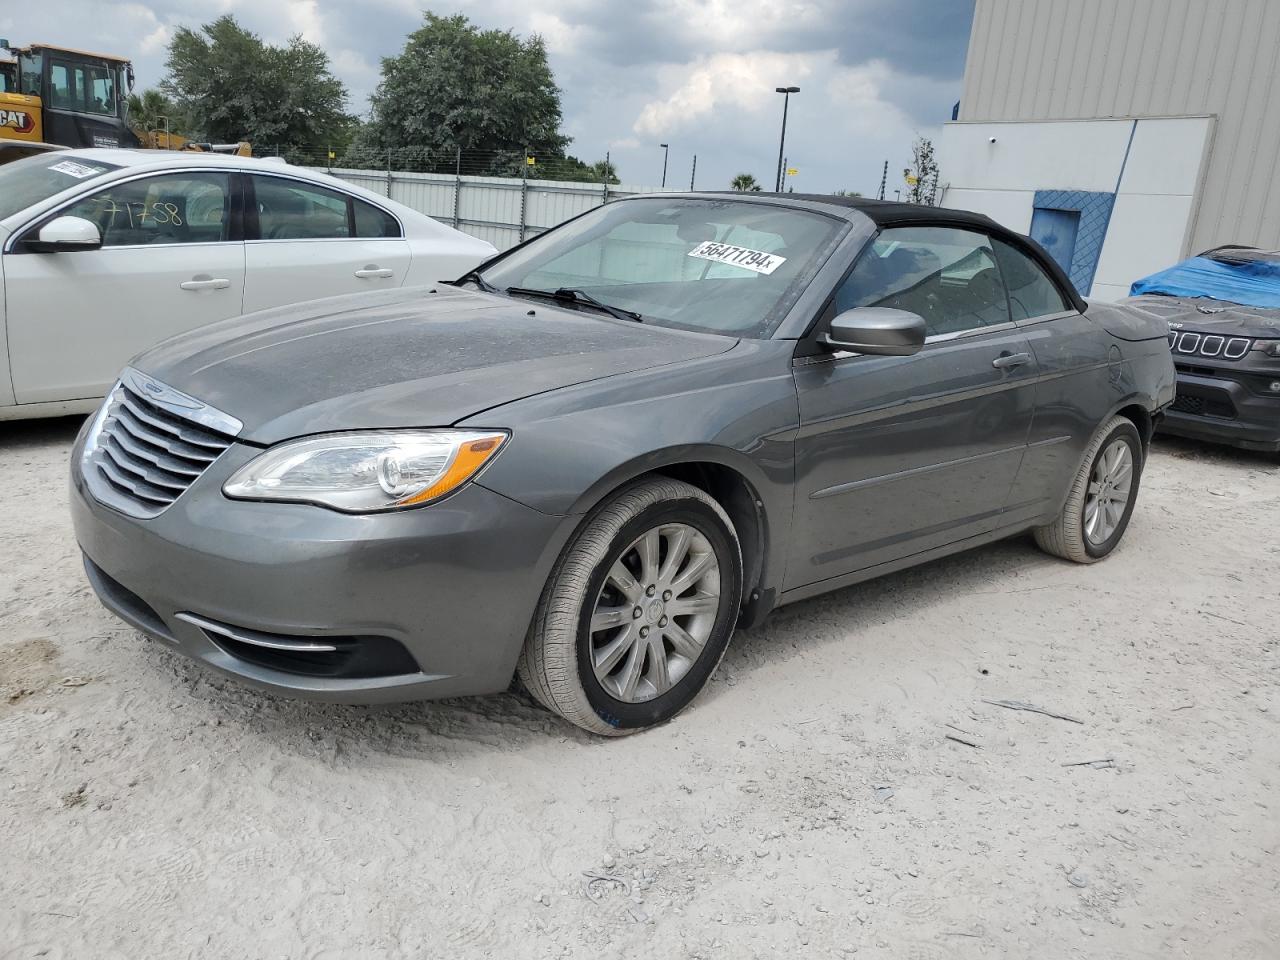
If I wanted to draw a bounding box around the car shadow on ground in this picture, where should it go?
[158,532,1062,758]
[1152,432,1279,469]
[0,414,87,446]
[35,420,1276,756]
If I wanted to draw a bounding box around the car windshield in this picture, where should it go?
[477,197,846,338]
[0,154,120,222]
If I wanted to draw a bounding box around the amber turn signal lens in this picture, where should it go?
[396,434,507,506]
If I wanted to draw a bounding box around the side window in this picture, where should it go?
[60,172,231,247]
[254,176,350,240]
[834,226,1011,337]
[50,62,72,109]
[19,54,41,96]
[353,198,401,238]
[86,67,115,116]
[992,238,1072,320]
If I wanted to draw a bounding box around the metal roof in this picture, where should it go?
[16,44,132,64]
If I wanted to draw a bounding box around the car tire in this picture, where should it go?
[1034,415,1144,564]
[517,477,743,736]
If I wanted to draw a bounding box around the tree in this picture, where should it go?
[350,13,568,174]
[730,173,762,192]
[545,155,620,184]
[162,15,353,155]
[903,136,940,205]
[126,89,187,137]
[832,189,863,197]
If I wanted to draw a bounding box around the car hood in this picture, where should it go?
[1122,294,1280,339]
[135,286,738,444]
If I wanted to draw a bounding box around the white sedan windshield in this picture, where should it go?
[0,154,120,222]
[479,197,846,338]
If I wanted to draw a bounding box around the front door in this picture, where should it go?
[787,225,1039,590]
[4,170,245,404]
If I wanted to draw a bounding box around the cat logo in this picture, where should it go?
[0,108,35,134]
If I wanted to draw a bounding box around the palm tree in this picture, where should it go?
[730,173,762,192]
[125,89,183,137]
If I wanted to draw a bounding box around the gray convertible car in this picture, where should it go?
[70,193,1175,734]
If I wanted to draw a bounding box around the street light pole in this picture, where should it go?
[660,143,669,188]
[774,86,799,192]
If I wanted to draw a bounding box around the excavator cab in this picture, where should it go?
[0,52,16,93]
[0,40,138,150]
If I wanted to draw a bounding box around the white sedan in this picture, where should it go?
[0,149,496,421]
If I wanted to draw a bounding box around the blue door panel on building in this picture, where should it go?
[1030,207,1080,275]
[1030,190,1116,296]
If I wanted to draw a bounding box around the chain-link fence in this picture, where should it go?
[256,146,676,251]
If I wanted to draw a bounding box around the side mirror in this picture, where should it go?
[25,216,102,253]
[824,306,926,356]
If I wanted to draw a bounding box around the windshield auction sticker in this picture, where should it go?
[687,241,787,275]
[48,160,104,179]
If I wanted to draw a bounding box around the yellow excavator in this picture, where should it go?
[0,39,249,163]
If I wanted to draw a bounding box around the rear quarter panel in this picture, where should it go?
[1008,309,1174,526]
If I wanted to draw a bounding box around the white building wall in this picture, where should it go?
[939,116,1213,300]
[959,0,1280,255]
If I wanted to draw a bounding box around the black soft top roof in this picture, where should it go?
[778,194,1087,312]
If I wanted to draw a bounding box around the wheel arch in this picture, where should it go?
[1113,401,1154,449]
[563,446,778,626]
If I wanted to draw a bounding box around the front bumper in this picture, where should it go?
[70,429,573,704]
[1158,362,1280,453]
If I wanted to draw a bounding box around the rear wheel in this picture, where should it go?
[1034,416,1144,563]
[517,478,742,736]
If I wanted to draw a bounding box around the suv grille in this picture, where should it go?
[1170,391,1236,419]
[1168,330,1252,360]
[84,379,237,519]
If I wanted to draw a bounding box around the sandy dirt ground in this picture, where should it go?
[1,416,1277,960]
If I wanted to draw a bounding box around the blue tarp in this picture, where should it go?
[1129,255,1280,308]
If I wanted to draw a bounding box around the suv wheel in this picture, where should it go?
[517,477,743,736]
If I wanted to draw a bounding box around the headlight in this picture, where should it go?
[1252,339,1280,358]
[223,430,508,512]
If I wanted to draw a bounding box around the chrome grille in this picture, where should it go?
[1167,329,1252,360]
[82,371,240,519]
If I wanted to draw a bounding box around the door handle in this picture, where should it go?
[354,266,395,279]
[992,352,1032,369]
[179,277,231,291]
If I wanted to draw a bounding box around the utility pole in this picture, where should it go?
[660,143,669,188]
[690,154,697,191]
[878,160,888,200]
[774,86,799,192]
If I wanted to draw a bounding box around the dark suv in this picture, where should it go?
[1129,246,1280,454]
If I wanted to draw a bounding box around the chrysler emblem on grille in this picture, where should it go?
[119,368,244,437]
[132,371,203,409]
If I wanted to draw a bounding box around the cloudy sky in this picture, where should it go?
[7,0,975,194]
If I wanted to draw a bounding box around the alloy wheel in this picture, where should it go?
[588,522,722,703]
[1084,438,1134,545]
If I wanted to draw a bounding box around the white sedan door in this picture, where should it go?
[242,173,411,313]
[4,170,245,404]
